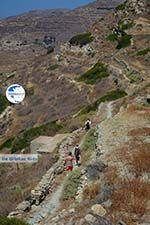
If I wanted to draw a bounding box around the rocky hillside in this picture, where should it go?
[0,0,123,147]
[0,0,150,224]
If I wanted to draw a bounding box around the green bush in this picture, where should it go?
[136,48,150,56]
[116,2,126,11]
[118,20,133,30]
[0,217,29,225]
[76,62,109,85]
[62,169,82,200]
[0,137,15,151]
[81,128,97,152]
[11,121,64,153]
[0,94,10,114]
[107,22,132,49]
[107,33,118,42]
[78,89,127,115]
[96,89,127,103]
[69,32,94,47]
[48,64,59,70]
[117,33,132,49]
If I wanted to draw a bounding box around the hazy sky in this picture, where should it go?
[0,0,94,18]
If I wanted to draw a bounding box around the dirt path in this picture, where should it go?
[107,101,113,119]
[23,128,85,224]
[27,181,65,225]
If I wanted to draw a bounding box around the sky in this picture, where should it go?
[0,0,94,18]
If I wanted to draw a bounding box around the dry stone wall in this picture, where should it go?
[8,128,84,218]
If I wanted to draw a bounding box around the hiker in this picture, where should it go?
[65,152,74,172]
[74,145,81,166]
[114,78,118,86]
[85,119,91,131]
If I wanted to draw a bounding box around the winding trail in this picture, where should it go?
[24,128,85,225]
[107,101,113,119]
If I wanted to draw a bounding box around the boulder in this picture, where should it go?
[91,204,106,217]
[85,214,97,224]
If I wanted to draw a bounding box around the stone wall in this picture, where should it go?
[8,128,84,218]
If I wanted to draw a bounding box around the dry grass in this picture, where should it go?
[129,127,150,137]
[126,104,150,114]
[128,144,150,176]
[74,200,91,220]
[83,182,100,200]
[116,139,150,176]
[109,178,150,223]
[104,166,121,186]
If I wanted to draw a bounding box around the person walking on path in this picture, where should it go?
[64,152,74,172]
[85,119,91,131]
[74,145,81,166]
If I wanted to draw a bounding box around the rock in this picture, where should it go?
[86,160,106,180]
[85,214,97,224]
[17,201,31,211]
[96,216,114,225]
[118,221,126,225]
[69,208,75,213]
[77,219,85,225]
[82,44,95,56]
[102,200,112,208]
[8,210,21,217]
[91,204,107,217]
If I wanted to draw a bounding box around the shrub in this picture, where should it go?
[76,62,109,85]
[83,182,100,200]
[97,89,127,102]
[11,121,64,153]
[107,33,118,42]
[111,179,150,217]
[79,128,98,163]
[136,48,150,56]
[79,89,127,115]
[129,147,150,176]
[62,169,82,200]
[48,64,59,70]
[78,104,97,115]
[0,138,15,151]
[69,32,94,47]
[81,128,97,152]
[116,2,126,11]
[117,140,150,176]
[126,70,142,83]
[118,20,133,30]
[0,217,29,225]
[107,25,132,49]
[116,33,132,49]
[0,94,10,114]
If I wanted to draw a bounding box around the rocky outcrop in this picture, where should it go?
[125,0,148,15]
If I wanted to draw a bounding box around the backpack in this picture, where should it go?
[85,121,90,129]
[75,147,80,157]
